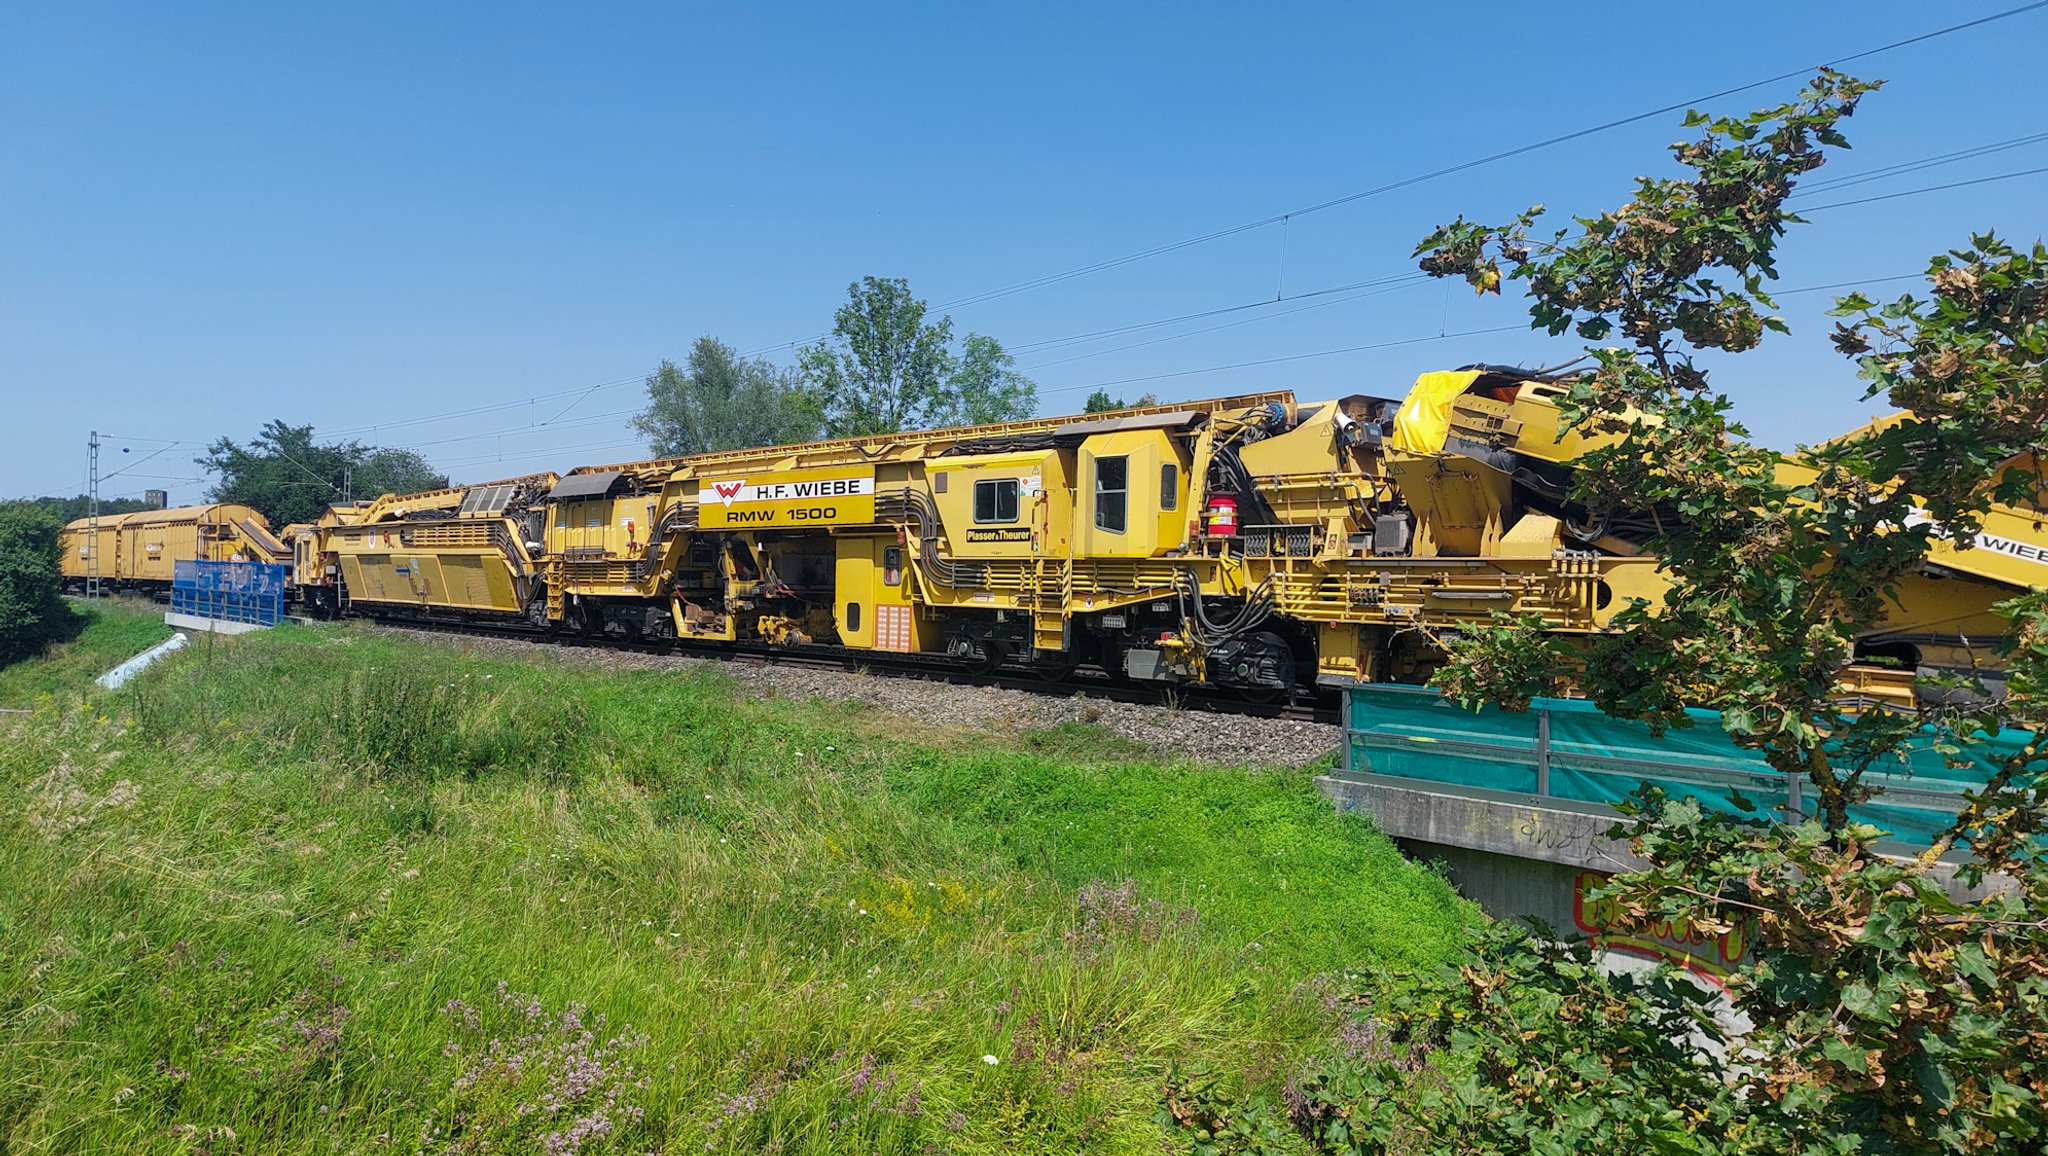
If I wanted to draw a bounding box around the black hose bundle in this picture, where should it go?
[878,487,982,588]
[1173,570,1276,646]
[1207,445,1280,528]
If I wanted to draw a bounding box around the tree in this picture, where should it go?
[355,448,447,502]
[630,338,821,457]
[798,276,1037,436]
[1162,72,2048,1153]
[948,334,1036,427]
[1082,389,1158,414]
[200,421,448,527]
[1413,69,2045,833]
[0,502,75,664]
[5,495,155,523]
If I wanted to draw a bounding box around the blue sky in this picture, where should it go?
[4,1,2044,504]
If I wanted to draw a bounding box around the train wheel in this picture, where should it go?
[1034,653,1081,682]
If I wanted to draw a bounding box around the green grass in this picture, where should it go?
[0,621,1475,1153]
[0,597,171,707]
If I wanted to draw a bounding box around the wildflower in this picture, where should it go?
[981,1054,999,1066]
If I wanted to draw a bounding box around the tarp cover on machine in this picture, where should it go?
[548,471,624,500]
[1344,685,2034,848]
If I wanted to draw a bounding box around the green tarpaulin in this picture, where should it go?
[1344,686,2033,848]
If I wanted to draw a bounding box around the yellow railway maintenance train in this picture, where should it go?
[261,364,2043,707]
[58,503,290,596]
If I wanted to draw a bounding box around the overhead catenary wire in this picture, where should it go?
[915,3,2048,317]
[1037,324,1533,397]
[1017,276,1431,373]
[734,4,2047,363]
[319,373,651,440]
[287,9,2048,446]
[1032,264,1956,401]
[428,263,1944,482]
[1794,130,2048,194]
[911,127,2048,375]
[1006,273,1424,355]
[1797,165,2048,212]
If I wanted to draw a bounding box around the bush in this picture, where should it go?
[0,502,75,664]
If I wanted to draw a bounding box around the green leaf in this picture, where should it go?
[1822,1037,1870,1073]
[1840,982,1897,1025]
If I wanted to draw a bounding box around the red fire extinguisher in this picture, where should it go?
[1204,494,1239,536]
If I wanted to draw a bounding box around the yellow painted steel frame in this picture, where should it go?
[319,474,557,617]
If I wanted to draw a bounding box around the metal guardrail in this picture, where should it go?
[171,561,287,627]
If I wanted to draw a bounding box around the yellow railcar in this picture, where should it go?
[59,504,288,595]
[292,365,2044,705]
[315,475,559,620]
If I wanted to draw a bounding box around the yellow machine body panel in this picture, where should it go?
[833,537,924,652]
[1072,429,1188,560]
[320,475,556,617]
[928,450,1068,561]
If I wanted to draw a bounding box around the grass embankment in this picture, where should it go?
[0,606,1475,1153]
[0,596,169,706]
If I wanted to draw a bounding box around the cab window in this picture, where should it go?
[1160,463,1179,511]
[974,479,1019,523]
[1095,456,1128,533]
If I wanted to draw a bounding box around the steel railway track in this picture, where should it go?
[354,613,1340,726]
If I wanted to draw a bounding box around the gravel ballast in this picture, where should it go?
[372,626,1342,768]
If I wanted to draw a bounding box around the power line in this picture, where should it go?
[437,435,647,471]
[727,3,2047,364]
[1037,267,1940,399]
[1039,324,1532,397]
[918,3,2048,315]
[1019,276,1430,373]
[306,7,2048,440]
[1008,272,1422,356]
[1796,130,2048,194]
[98,441,198,484]
[1009,124,2033,373]
[1800,165,2048,211]
[1774,273,1923,296]
[320,372,649,439]
[437,270,1934,469]
[392,407,641,451]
